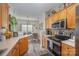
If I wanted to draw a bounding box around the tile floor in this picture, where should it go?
[24,38,54,56]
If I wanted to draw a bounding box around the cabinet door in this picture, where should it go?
[59,9,67,20]
[8,43,19,56]
[45,17,50,28]
[51,13,58,24]
[67,4,77,29]
[43,37,46,48]
[44,37,48,49]
[42,36,48,49]
[61,43,69,56]
[11,48,19,56]
[23,37,28,52]
[42,36,45,48]
[62,42,75,56]
[1,3,9,29]
[68,46,75,56]
[19,37,28,55]
[19,38,24,55]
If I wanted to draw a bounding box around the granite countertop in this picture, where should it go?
[44,34,75,48]
[61,39,75,47]
[0,34,32,56]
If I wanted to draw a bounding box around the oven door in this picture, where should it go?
[48,39,53,52]
[53,42,61,56]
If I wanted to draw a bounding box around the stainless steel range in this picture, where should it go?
[47,36,61,56]
[47,29,73,56]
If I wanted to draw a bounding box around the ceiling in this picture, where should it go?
[9,3,63,19]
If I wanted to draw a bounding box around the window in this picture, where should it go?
[21,24,27,32]
[21,24,32,33]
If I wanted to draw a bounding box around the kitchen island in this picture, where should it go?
[0,34,32,56]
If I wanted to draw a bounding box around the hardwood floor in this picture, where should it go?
[24,38,54,56]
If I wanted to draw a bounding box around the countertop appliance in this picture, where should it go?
[13,32,18,37]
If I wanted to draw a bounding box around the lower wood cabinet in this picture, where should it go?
[8,43,19,56]
[42,36,48,49]
[19,37,28,55]
[61,42,75,56]
[8,37,28,56]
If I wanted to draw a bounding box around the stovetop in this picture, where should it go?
[47,35,69,43]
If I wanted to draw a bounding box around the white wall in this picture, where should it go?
[15,19,40,33]
[9,7,45,33]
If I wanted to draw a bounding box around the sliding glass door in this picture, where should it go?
[21,24,32,34]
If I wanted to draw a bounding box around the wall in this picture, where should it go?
[15,18,40,33]
[9,6,45,33]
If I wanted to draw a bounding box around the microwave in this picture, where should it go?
[52,19,67,29]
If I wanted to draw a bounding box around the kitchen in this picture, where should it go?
[0,3,79,56]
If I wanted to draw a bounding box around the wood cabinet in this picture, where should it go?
[45,4,79,29]
[58,9,67,20]
[0,3,9,29]
[61,42,75,56]
[19,37,28,55]
[8,43,19,56]
[51,13,58,23]
[8,37,28,56]
[66,4,77,29]
[45,17,50,28]
[42,36,48,49]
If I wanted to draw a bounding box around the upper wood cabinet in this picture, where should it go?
[58,9,67,20]
[45,4,79,29]
[45,13,59,28]
[0,3,9,29]
[66,4,77,29]
[52,13,58,22]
